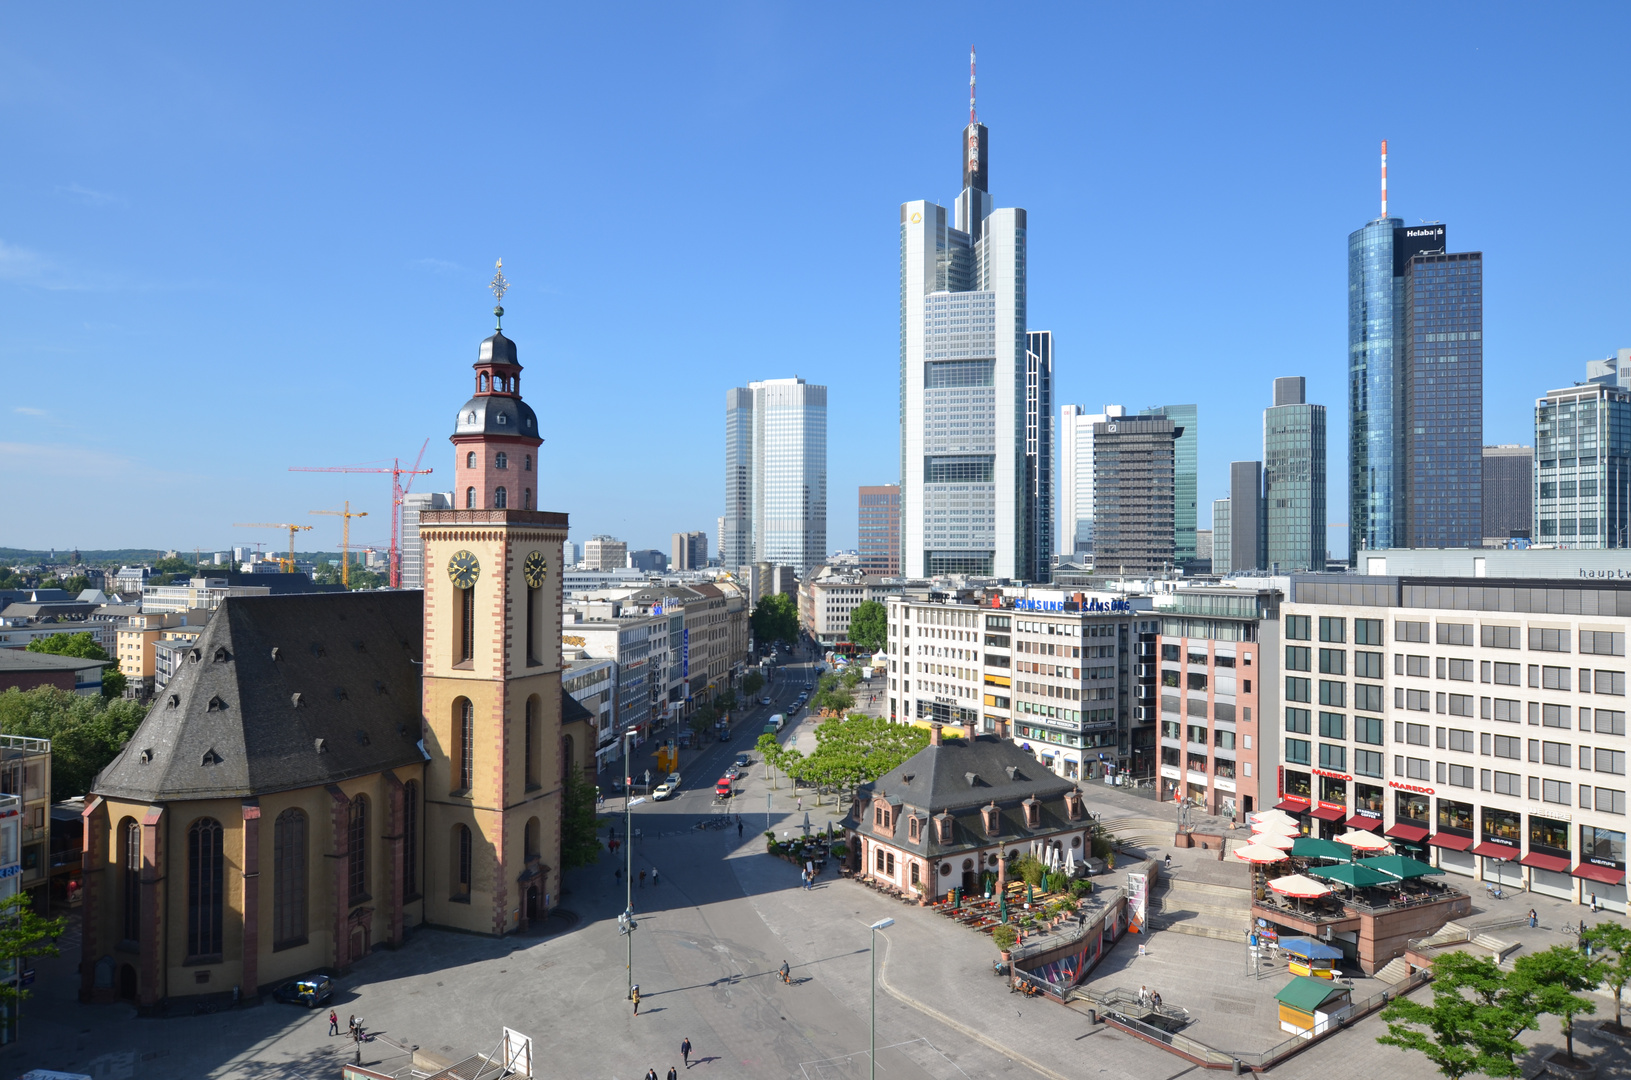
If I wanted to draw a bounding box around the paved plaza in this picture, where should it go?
[4,707,1628,1079]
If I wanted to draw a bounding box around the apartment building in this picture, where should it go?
[1280,574,1631,912]
[800,568,905,646]
[1155,586,1280,818]
[884,593,1157,780]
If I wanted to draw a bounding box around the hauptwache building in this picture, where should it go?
[1278,559,1631,914]
[79,302,593,1007]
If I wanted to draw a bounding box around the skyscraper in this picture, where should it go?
[1348,142,1483,552]
[1025,331,1054,582]
[671,530,708,571]
[858,484,902,576]
[1146,404,1198,566]
[1482,445,1533,543]
[1263,377,1327,572]
[1228,461,1265,573]
[722,378,827,575]
[1211,498,1232,574]
[1058,404,1125,557]
[900,52,1037,579]
[1534,379,1631,548]
[1091,415,1179,575]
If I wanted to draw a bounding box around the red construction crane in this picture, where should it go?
[290,439,433,588]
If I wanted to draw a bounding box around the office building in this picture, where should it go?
[1092,416,1180,575]
[1147,404,1199,567]
[857,485,902,576]
[1212,499,1232,575]
[1279,573,1631,912]
[1348,146,1483,553]
[627,549,667,573]
[1058,405,1126,557]
[899,65,1036,580]
[1026,332,1055,582]
[884,591,1159,779]
[800,567,905,646]
[403,491,454,588]
[1155,585,1279,816]
[1535,380,1631,548]
[1483,445,1534,543]
[1263,377,1327,572]
[1586,349,1631,388]
[671,531,709,571]
[1229,461,1266,573]
[582,535,628,571]
[722,378,827,575]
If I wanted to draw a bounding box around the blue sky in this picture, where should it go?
[3,4,1628,561]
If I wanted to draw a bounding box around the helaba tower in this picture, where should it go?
[900,50,1047,580]
[1348,141,1483,554]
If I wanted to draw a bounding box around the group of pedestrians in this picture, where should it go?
[326,1010,367,1041]
[1137,985,1163,1011]
[639,1037,696,1079]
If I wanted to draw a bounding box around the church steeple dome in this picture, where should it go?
[451,260,542,511]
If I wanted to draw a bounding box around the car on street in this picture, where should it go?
[718,728,731,742]
[272,975,333,1008]
[653,772,682,800]
[734,752,750,768]
[715,778,733,799]
[760,696,772,706]
[804,681,812,689]
[724,764,740,779]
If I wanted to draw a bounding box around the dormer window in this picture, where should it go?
[875,805,891,830]
[908,817,920,842]
[495,452,508,470]
[496,412,508,426]
[466,452,476,469]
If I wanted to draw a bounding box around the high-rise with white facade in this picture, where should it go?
[900,58,1039,579]
[722,378,828,575]
[1058,404,1125,557]
[1025,331,1054,582]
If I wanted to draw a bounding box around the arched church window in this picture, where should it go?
[466,452,476,469]
[403,780,419,900]
[273,808,307,948]
[456,698,474,791]
[348,796,369,904]
[121,817,140,943]
[494,487,507,509]
[524,455,532,472]
[453,824,472,900]
[495,452,507,470]
[186,817,224,960]
[466,487,476,509]
[524,488,532,510]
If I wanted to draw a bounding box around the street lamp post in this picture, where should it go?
[869,917,894,1080]
[624,729,637,1000]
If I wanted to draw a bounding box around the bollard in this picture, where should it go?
[1086,1007,1098,1024]
[1231,1059,1242,1076]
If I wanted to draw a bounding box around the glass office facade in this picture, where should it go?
[1348,218,1404,555]
[1148,404,1198,566]
[1026,331,1054,583]
[1265,394,1327,572]
[1403,252,1484,547]
[1535,384,1631,548]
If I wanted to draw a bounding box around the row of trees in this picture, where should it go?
[27,630,126,699]
[0,686,147,801]
[756,713,931,800]
[1380,923,1631,1076]
[751,593,799,645]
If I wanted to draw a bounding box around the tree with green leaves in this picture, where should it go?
[785,714,930,796]
[689,703,717,736]
[713,688,737,714]
[0,891,66,1017]
[1511,945,1599,1063]
[1377,950,1533,1079]
[0,687,148,799]
[560,768,603,868]
[1583,920,1631,1031]
[847,600,887,651]
[741,670,765,698]
[813,685,854,715]
[25,632,124,699]
[751,593,799,646]
[840,667,862,690]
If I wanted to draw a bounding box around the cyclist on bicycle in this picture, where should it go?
[780,960,791,983]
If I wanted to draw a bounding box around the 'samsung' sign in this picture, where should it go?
[1011,597,1132,613]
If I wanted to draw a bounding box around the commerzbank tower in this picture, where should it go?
[899,50,1052,582]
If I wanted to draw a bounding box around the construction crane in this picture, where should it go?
[232,523,315,573]
[310,502,368,588]
[290,439,433,588]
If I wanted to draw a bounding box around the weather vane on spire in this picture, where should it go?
[489,258,509,329]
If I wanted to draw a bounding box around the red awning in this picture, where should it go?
[1573,862,1627,886]
[1310,804,1348,822]
[1385,822,1430,842]
[1428,833,1474,852]
[1274,797,1311,813]
[1471,842,1519,861]
[1520,851,1572,874]
[1346,814,1384,831]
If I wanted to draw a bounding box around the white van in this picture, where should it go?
[768,713,785,732]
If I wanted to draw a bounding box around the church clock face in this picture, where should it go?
[447,550,481,589]
[522,550,548,588]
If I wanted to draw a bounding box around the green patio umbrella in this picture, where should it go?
[1290,837,1353,861]
[1356,854,1443,880]
[1027,883,1035,906]
[1309,862,1391,888]
[999,895,1009,923]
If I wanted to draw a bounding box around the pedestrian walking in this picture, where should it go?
[328,1009,339,1036]
[1591,892,1601,913]
[1529,908,1538,928]
[668,1067,678,1080]
[644,1069,657,1080]
[348,1014,357,1038]
[738,821,743,838]
[633,984,642,1015]
[1139,985,1149,1005]
[652,867,659,886]
[681,1038,692,1068]
[797,797,802,811]
[1151,992,1162,1011]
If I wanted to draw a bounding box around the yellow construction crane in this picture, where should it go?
[310,502,368,587]
[233,523,315,573]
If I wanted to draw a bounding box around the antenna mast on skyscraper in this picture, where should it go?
[969,46,977,124]
[1380,139,1388,218]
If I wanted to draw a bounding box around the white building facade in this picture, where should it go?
[1280,574,1630,913]
[723,379,828,576]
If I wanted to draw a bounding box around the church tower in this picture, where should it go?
[419,264,569,935]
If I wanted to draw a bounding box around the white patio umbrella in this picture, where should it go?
[1253,831,1296,850]
[1267,873,1333,899]
[1252,818,1300,836]
[1334,828,1390,852]
[1232,843,1290,864]
[1250,809,1299,828]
